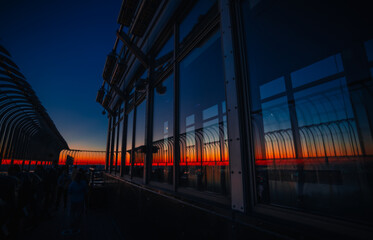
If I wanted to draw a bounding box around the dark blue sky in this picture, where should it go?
[0,0,121,150]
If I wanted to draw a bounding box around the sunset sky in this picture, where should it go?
[0,0,122,150]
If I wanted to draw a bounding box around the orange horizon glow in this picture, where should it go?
[58,150,106,165]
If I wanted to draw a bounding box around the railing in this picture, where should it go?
[58,149,107,166]
[125,122,229,167]
[262,118,362,161]
[0,45,67,167]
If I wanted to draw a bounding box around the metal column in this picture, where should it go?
[144,68,154,184]
[110,114,116,174]
[219,0,245,212]
[105,115,112,171]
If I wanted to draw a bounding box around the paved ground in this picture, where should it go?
[19,206,127,240]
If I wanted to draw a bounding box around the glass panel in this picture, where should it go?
[179,31,229,195]
[365,39,373,62]
[244,0,373,222]
[260,76,286,99]
[260,97,295,159]
[179,0,216,44]
[156,35,174,60]
[294,78,361,157]
[124,111,134,175]
[291,54,343,88]
[151,75,174,184]
[140,70,148,79]
[120,102,124,119]
[115,120,122,174]
[133,100,146,178]
[109,120,116,172]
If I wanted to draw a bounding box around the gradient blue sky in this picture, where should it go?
[0,0,121,150]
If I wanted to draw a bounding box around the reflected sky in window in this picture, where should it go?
[135,100,146,148]
[179,0,216,43]
[260,76,285,99]
[156,35,174,60]
[291,54,344,88]
[365,38,373,61]
[153,75,173,142]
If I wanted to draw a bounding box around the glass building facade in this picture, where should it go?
[99,0,373,237]
[243,0,373,222]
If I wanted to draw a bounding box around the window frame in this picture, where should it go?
[233,0,373,235]
[116,0,242,206]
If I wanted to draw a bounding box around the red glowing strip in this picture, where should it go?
[2,159,11,165]
[255,156,373,166]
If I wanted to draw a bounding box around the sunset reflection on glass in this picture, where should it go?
[179,31,229,195]
[246,0,373,222]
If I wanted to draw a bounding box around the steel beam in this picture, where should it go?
[116,31,150,68]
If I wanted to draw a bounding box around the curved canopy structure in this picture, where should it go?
[0,45,68,165]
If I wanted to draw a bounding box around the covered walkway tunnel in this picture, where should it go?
[0,45,68,169]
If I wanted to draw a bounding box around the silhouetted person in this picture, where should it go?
[55,167,71,210]
[33,166,45,222]
[41,167,57,219]
[65,170,87,235]
[17,170,35,231]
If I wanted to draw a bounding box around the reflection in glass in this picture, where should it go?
[291,54,343,88]
[260,77,285,100]
[245,0,373,222]
[179,0,216,44]
[124,111,134,175]
[260,97,295,160]
[156,35,174,60]
[179,31,229,195]
[151,75,174,184]
[114,120,122,174]
[119,102,124,119]
[133,100,146,178]
[294,78,361,157]
[365,39,373,62]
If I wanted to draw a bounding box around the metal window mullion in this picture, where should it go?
[285,75,303,159]
[219,0,245,212]
[120,101,128,177]
[105,115,112,171]
[144,68,154,184]
[110,114,116,174]
[115,116,121,174]
[342,44,372,155]
[173,23,180,192]
[130,91,138,179]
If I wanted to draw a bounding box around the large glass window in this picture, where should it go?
[179,0,216,44]
[179,31,229,195]
[115,119,122,174]
[133,100,146,178]
[110,117,118,172]
[243,0,373,222]
[155,35,174,72]
[151,75,174,184]
[124,110,134,175]
[156,35,174,60]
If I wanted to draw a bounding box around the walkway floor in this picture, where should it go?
[19,206,127,240]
